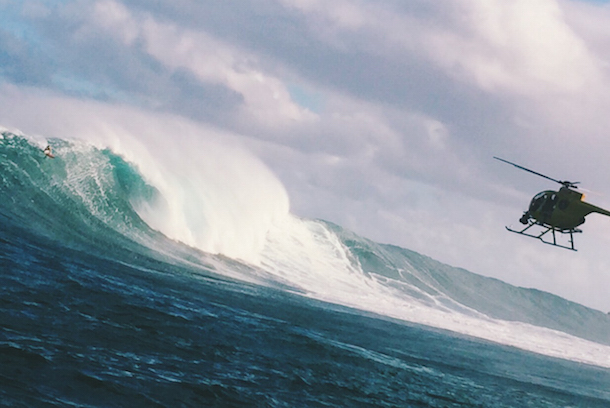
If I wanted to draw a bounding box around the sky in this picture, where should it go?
[2,0,610,312]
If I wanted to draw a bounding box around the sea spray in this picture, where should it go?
[126,133,290,264]
[21,117,290,264]
[258,216,610,368]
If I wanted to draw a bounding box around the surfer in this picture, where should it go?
[43,145,55,159]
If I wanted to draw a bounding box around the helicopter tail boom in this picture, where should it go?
[583,202,610,218]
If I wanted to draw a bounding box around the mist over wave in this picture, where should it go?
[4,122,289,263]
[2,127,610,369]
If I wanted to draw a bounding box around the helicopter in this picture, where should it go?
[494,157,610,251]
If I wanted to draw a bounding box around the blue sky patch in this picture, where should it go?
[287,84,325,114]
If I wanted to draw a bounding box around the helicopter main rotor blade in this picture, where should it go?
[493,157,578,188]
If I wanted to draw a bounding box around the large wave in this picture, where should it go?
[2,128,610,368]
[0,126,289,264]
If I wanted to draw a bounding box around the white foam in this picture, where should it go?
[258,216,610,368]
[0,90,290,264]
[61,113,291,264]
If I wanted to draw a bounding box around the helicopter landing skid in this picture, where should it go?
[505,223,581,251]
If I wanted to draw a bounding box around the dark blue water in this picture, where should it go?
[2,223,610,408]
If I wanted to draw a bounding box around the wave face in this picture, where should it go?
[0,133,153,247]
[2,130,610,368]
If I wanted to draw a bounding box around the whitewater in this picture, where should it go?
[2,124,610,373]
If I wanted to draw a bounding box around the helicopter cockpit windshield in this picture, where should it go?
[529,191,557,214]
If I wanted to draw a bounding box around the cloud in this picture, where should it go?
[424,0,602,96]
[0,26,52,86]
[2,0,610,311]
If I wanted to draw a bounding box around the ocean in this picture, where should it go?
[2,130,610,407]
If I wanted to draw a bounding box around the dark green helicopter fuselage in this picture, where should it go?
[523,187,610,230]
